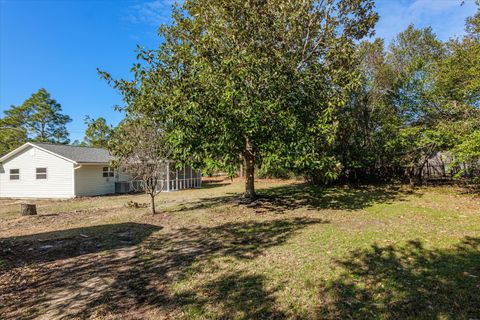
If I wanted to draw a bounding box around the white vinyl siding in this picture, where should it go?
[117,171,131,182]
[74,165,116,196]
[0,146,74,198]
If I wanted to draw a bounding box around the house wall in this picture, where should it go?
[74,165,116,196]
[0,146,74,198]
[117,171,131,182]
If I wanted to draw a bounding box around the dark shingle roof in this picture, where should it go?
[32,143,112,163]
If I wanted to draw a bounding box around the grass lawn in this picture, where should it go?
[0,178,479,319]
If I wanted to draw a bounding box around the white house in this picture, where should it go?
[0,142,201,199]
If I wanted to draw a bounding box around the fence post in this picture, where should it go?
[190,166,193,189]
[176,168,179,190]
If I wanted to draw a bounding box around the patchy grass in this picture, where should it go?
[0,179,479,319]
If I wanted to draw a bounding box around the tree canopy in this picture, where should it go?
[0,88,71,155]
[101,0,479,193]
[332,5,480,184]
[109,116,173,214]
[83,116,112,148]
[101,0,379,197]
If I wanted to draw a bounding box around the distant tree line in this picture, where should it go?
[332,18,479,185]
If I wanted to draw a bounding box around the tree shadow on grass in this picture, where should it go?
[173,271,286,319]
[176,183,418,214]
[200,180,232,189]
[0,222,161,269]
[254,184,416,212]
[86,217,325,318]
[317,237,480,319]
[0,217,325,319]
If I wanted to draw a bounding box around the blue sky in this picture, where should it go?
[0,0,477,141]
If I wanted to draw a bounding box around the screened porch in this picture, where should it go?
[116,162,202,194]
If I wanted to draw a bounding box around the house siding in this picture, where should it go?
[0,146,74,198]
[74,165,116,196]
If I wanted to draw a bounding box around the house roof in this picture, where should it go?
[32,143,112,163]
[0,142,112,164]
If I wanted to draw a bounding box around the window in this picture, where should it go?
[9,169,20,180]
[102,167,114,177]
[36,168,47,180]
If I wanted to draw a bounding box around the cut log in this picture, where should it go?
[21,203,37,216]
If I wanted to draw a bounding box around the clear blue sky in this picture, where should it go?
[1,0,477,141]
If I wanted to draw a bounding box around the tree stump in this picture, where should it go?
[20,203,37,216]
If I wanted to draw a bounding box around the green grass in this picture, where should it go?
[0,179,479,319]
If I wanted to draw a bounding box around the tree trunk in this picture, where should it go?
[149,193,156,214]
[243,138,255,199]
[408,167,415,187]
[21,203,37,216]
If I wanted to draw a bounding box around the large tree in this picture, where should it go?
[0,89,71,154]
[1,89,71,148]
[102,0,378,198]
[20,88,71,143]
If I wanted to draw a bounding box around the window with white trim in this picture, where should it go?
[9,169,20,180]
[102,167,114,177]
[36,167,47,180]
